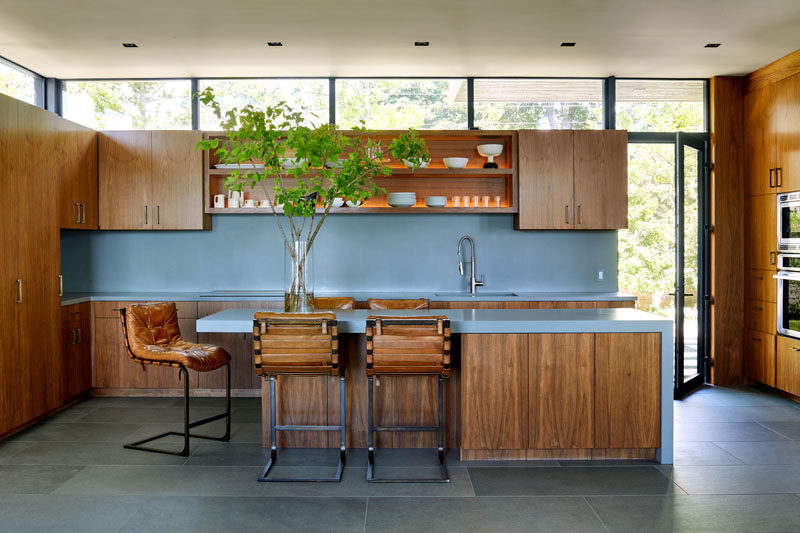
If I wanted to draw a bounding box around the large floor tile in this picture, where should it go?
[676,421,788,441]
[665,464,800,494]
[0,440,34,463]
[122,420,258,445]
[697,387,798,407]
[468,466,680,496]
[4,442,189,466]
[6,422,144,443]
[52,465,263,496]
[0,494,148,533]
[82,396,186,409]
[673,441,742,465]
[365,496,605,533]
[714,440,800,464]
[77,406,222,424]
[587,494,800,532]
[0,464,82,494]
[120,496,367,533]
[759,420,800,440]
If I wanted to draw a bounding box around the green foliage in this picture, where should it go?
[0,65,35,105]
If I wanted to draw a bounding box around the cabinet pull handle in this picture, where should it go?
[752,337,761,342]
[770,168,776,188]
[58,274,63,297]
[144,205,148,225]
[777,168,783,188]
[577,205,583,225]
[565,205,570,224]
[76,328,82,344]
[756,276,764,280]
[755,306,764,311]
[770,251,777,265]
[75,203,81,224]
[71,329,76,345]
[15,279,22,303]
[156,205,160,225]
[790,347,800,352]
[80,203,86,224]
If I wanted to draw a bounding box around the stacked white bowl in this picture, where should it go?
[387,192,417,208]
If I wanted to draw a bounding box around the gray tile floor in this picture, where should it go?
[1,386,800,532]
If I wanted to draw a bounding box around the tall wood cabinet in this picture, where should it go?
[99,130,210,230]
[515,129,628,230]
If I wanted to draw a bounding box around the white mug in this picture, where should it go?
[228,198,240,208]
[243,199,255,208]
[258,200,270,208]
[213,194,225,208]
[228,190,244,203]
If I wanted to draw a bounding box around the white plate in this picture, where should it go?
[214,163,265,169]
[388,200,416,208]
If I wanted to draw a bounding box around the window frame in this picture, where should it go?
[0,54,45,107]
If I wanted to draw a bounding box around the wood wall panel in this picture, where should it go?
[529,334,594,449]
[746,48,800,93]
[594,333,661,449]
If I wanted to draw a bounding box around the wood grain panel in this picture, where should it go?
[776,73,800,193]
[744,194,777,271]
[460,334,528,450]
[776,335,800,397]
[746,269,778,303]
[743,83,776,196]
[461,449,527,461]
[744,298,777,335]
[744,329,776,387]
[56,118,81,229]
[430,301,529,309]
[99,131,151,230]
[95,300,197,319]
[516,130,574,230]
[151,131,209,230]
[594,333,661,449]
[529,334,594,449]
[746,48,800,93]
[77,128,99,229]
[573,130,628,230]
[710,76,746,386]
[595,300,636,309]
[531,301,596,309]
[62,303,92,400]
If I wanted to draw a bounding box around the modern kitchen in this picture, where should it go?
[1,1,800,531]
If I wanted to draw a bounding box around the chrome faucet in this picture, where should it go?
[457,235,484,295]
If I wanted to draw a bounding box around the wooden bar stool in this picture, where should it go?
[253,312,345,482]
[365,315,451,482]
[312,296,355,310]
[119,302,231,457]
[367,298,429,310]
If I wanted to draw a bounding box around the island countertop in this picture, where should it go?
[196,307,670,334]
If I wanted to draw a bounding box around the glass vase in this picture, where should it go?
[284,239,314,312]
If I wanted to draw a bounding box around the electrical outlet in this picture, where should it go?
[597,270,604,281]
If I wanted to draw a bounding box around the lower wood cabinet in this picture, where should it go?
[776,335,800,397]
[61,303,92,400]
[431,300,635,310]
[745,329,776,387]
[460,332,661,458]
[744,298,777,334]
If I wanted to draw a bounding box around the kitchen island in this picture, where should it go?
[198,308,673,463]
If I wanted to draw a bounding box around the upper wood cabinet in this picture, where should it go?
[776,73,800,193]
[744,83,777,196]
[99,130,209,230]
[57,119,98,229]
[744,193,777,270]
[516,130,628,230]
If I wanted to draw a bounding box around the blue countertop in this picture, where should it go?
[61,290,636,307]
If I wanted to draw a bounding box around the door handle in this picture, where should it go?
[777,168,783,188]
[752,337,762,342]
[76,328,82,344]
[577,205,583,225]
[80,203,86,224]
[669,293,695,297]
[75,203,81,224]
[16,279,22,303]
[144,205,148,225]
[565,205,570,224]
[770,251,777,265]
[71,329,76,345]
[156,205,160,225]
[58,274,63,297]
[770,168,776,188]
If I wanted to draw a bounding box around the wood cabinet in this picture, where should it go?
[744,329,776,387]
[776,73,800,193]
[516,129,628,230]
[57,120,98,229]
[61,303,91,400]
[744,298,777,334]
[460,332,661,457]
[744,83,777,196]
[744,194,777,270]
[746,269,778,302]
[99,130,209,230]
[776,335,800,396]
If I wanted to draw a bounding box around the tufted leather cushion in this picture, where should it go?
[124,302,230,372]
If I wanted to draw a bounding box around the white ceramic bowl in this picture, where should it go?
[402,158,429,169]
[443,157,468,169]
[345,200,362,208]
[331,197,345,208]
[281,157,308,169]
[388,199,416,208]
[425,196,447,207]
[476,144,504,158]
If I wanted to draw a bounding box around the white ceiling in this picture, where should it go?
[1,0,799,79]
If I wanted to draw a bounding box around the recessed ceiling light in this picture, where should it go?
[705,43,721,48]
[267,41,283,47]
[414,41,430,47]
[560,42,576,47]
[122,43,138,48]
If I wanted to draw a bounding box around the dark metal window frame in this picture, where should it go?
[0,54,46,108]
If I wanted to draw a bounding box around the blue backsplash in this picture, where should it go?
[60,214,619,293]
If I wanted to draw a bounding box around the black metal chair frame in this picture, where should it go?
[366,318,450,483]
[254,317,346,483]
[120,308,231,457]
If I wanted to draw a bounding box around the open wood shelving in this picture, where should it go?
[203,130,518,215]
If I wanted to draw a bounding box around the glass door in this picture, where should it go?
[675,132,709,398]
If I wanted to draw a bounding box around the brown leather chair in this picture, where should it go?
[367,298,429,310]
[253,312,345,482]
[120,302,231,456]
[312,296,355,310]
[365,315,451,482]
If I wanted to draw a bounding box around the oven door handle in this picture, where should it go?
[774,272,800,281]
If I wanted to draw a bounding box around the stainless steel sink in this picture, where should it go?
[433,292,518,297]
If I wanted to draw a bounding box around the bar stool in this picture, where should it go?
[119,302,231,457]
[313,296,355,310]
[365,315,451,482]
[253,312,345,482]
[366,298,429,310]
